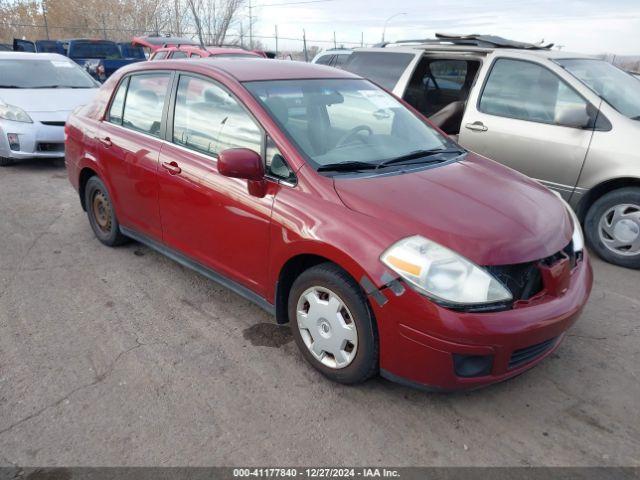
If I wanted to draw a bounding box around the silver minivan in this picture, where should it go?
[342,35,640,268]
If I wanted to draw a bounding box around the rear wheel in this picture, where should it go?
[84,176,128,246]
[288,263,378,384]
[584,187,640,269]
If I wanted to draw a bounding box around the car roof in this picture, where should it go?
[156,45,260,56]
[352,45,596,61]
[317,49,352,56]
[127,58,360,82]
[0,51,70,61]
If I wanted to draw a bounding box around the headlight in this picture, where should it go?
[381,235,512,306]
[0,103,33,123]
[551,191,584,253]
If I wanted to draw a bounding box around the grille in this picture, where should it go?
[509,337,557,369]
[41,121,65,127]
[37,142,64,152]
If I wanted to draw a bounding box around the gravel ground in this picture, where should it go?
[0,159,638,467]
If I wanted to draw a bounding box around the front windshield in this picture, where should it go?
[557,59,640,120]
[0,59,98,88]
[244,78,453,170]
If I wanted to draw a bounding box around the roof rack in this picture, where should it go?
[376,33,553,50]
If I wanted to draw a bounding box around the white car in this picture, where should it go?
[0,52,99,166]
[311,49,352,69]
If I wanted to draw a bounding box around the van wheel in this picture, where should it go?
[0,157,15,167]
[288,263,378,384]
[84,176,129,247]
[584,187,640,269]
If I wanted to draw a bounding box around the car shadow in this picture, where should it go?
[1,157,66,172]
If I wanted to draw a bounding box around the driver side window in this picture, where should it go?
[172,75,261,157]
[480,58,588,125]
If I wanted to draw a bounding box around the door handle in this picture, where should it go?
[465,121,488,132]
[98,136,112,147]
[162,161,182,175]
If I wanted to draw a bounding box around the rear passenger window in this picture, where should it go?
[171,51,188,59]
[172,75,261,157]
[122,73,170,137]
[479,58,588,125]
[153,51,168,60]
[107,77,128,124]
[333,54,350,68]
[315,55,334,66]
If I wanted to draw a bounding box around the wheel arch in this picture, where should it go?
[273,249,384,325]
[78,166,100,211]
[577,177,640,221]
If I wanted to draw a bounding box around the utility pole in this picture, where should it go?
[333,31,336,49]
[42,0,50,40]
[248,0,253,49]
[361,31,363,47]
[240,22,244,48]
[303,29,308,62]
[101,14,107,40]
[275,25,278,57]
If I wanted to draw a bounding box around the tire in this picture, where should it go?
[584,187,640,269]
[0,157,15,167]
[288,263,378,384]
[84,176,129,247]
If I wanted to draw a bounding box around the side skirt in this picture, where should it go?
[120,226,276,316]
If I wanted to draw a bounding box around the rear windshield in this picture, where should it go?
[69,41,122,59]
[119,44,146,59]
[343,52,414,91]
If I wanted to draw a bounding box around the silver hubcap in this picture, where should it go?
[296,286,358,369]
[598,203,640,256]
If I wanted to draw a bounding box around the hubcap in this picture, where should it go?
[598,203,640,256]
[92,190,112,233]
[296,286,358,369]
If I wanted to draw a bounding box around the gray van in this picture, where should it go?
[342,34,640,268]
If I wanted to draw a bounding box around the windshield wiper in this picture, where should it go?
[0,85,21,88]
[632,115,640,121]
[375,148,464,170]
[317,161,378,173]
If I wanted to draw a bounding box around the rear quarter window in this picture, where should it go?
[343,52,414,90]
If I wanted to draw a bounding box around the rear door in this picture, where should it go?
[157,73,281,296]
[459,57,595,198]
[97,71,172,239]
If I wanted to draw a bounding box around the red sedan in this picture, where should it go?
[64,58,592,391]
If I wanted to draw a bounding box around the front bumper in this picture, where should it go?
[373,251,593,391]
[0,118,65,160]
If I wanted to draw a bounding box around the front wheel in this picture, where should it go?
[0,157,15,167]
[584,187,640,269]
[288,263,378,384]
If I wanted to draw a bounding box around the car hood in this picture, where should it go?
[332,153,572,266]
[0,88,98,113]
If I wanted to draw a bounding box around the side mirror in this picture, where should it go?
[555,104,591,129]
[218,148,264,181]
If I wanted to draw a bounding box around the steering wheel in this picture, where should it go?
[335,125,373,149]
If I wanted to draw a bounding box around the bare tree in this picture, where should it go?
[186,0,245,46]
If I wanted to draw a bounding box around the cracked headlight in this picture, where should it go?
[381,235,512,306]
[0,103,32,123]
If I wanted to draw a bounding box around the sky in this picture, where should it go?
[249,0,640,55]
